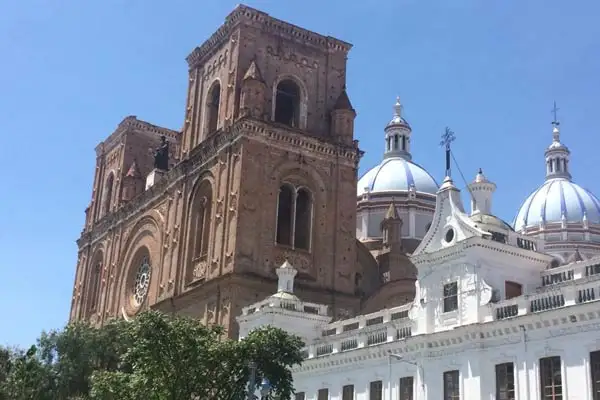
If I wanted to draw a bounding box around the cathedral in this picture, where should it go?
[70,3,600,362]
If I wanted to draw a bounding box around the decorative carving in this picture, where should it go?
[266,46,318,69]
[206,300,217,324]
[229,191,238,213]
[215,198,224,221]
[193,259,208,280]
[273,249,311,272]
[202,49,228,81]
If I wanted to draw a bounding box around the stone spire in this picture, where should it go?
[545,101,571,181]
[383,96,412,160]
[330,86,356,145]
[381,200,403,248]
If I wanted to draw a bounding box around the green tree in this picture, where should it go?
[0,310,304,400]
[89,311,304,399]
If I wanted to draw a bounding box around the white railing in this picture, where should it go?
[241,296,328,317]
[485,275,600,322]
[303,304,413,360]
[540,257,600,287]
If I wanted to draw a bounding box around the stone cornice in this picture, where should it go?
[186,4,352,70]
[356,197,435,214]
[293,301,600,374]
[95,116,181,156]
[237,117,363,167]
[411,236,552,267]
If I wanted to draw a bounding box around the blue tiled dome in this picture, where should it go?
[513,178,600,231]
[357,157,439,196]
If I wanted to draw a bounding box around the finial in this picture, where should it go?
[478,167,483,174]
[551,101,560,127]
[393,96,403,117]
[551,101,561,142]
[440,127,456,178]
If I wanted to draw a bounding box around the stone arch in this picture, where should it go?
[185,173,215,283]
[272,162,324,252]
[204,79,222,138]
[117,215,162,317]
[102,171,116,216]
[271,74,308,129]
[86,248,105,315]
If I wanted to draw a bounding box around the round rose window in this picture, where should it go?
[133,255,151,307]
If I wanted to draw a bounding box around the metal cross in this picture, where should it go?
[551,101,560,126]
[440,127,455,177]
[440,127,456,149]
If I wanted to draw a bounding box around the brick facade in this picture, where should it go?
[70,5,415,337]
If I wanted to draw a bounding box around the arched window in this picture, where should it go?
[192,182,213,261]
[276,185,294,246]
[274,79,300,127]
[294,188,312,250]
[206,82,221,135]
[89,261,102,311]
[276,184,313,250]
[103,174,114,215]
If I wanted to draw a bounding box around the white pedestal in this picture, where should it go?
[145,168,166,190]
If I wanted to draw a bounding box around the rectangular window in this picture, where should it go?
[505,281,523,299]
[342,385,354,400]
[443,370,460,400]
[540,356,562,400]
[591,351,600,400]
[317,389,329,400]
[369,380,383,400]
[399,376,414,400]
[443,282,458,312]
[495,362,515,400]
[295,392,305,400]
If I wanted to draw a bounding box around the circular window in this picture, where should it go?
[445,228,455,243]
[133,255,151,307]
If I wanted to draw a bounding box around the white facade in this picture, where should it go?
[237,170,600,400]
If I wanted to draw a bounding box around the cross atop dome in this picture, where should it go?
[551,101,561,143]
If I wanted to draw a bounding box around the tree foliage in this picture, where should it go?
[0,310,304,400]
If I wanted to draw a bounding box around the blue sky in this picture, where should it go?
[1,0,599,347]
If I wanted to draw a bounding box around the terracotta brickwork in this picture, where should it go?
[71,5,414,336]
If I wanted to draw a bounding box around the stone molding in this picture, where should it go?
[186,5,352,69]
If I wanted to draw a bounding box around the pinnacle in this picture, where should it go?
[333,88,354,111]
[126,160,142,178]
[243,60,264,82]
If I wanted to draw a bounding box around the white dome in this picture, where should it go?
[513,178,600,231]
[358,157,439,196]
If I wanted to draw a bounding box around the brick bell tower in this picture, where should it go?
[177,5,363,329]
[71,5,364,337]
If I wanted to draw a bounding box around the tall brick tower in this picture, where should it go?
[71,5,367,337]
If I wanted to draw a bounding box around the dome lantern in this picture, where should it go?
[383,97,412,160]
[544,102,572,181]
